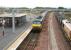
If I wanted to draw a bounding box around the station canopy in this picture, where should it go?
[0,13,27,17]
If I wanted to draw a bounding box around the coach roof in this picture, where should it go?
[62,19,71,30]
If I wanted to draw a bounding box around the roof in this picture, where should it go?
[0,13,26,17]
[62,19,71,30]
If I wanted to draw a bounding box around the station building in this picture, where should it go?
[0,13,27,27]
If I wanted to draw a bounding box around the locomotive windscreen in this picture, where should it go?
[33,21,41,24]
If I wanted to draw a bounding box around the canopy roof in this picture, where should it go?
[0,13,26,17]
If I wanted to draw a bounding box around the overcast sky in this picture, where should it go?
[0,0,70,8]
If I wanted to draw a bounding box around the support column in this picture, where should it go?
[12,9,15,33]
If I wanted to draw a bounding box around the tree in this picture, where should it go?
[58,7,65,9]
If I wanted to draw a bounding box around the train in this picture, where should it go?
[62,19,71,41]
[32,16,44,30]
[32,11,48,31]
[56,12,71,42]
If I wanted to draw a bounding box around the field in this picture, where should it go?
[64,12,71,21]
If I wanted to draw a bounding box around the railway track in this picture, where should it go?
[49,12,71,50]
[16,12,50,50]
[16,30,40,50]
[16,12,48,50]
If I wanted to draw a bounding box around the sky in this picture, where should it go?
[0,0,71,8]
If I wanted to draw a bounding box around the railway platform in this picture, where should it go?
[0,22,32,50]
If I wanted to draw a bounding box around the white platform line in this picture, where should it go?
[4,26,32,50]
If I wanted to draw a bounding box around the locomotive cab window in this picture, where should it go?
[33,21,41,24]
